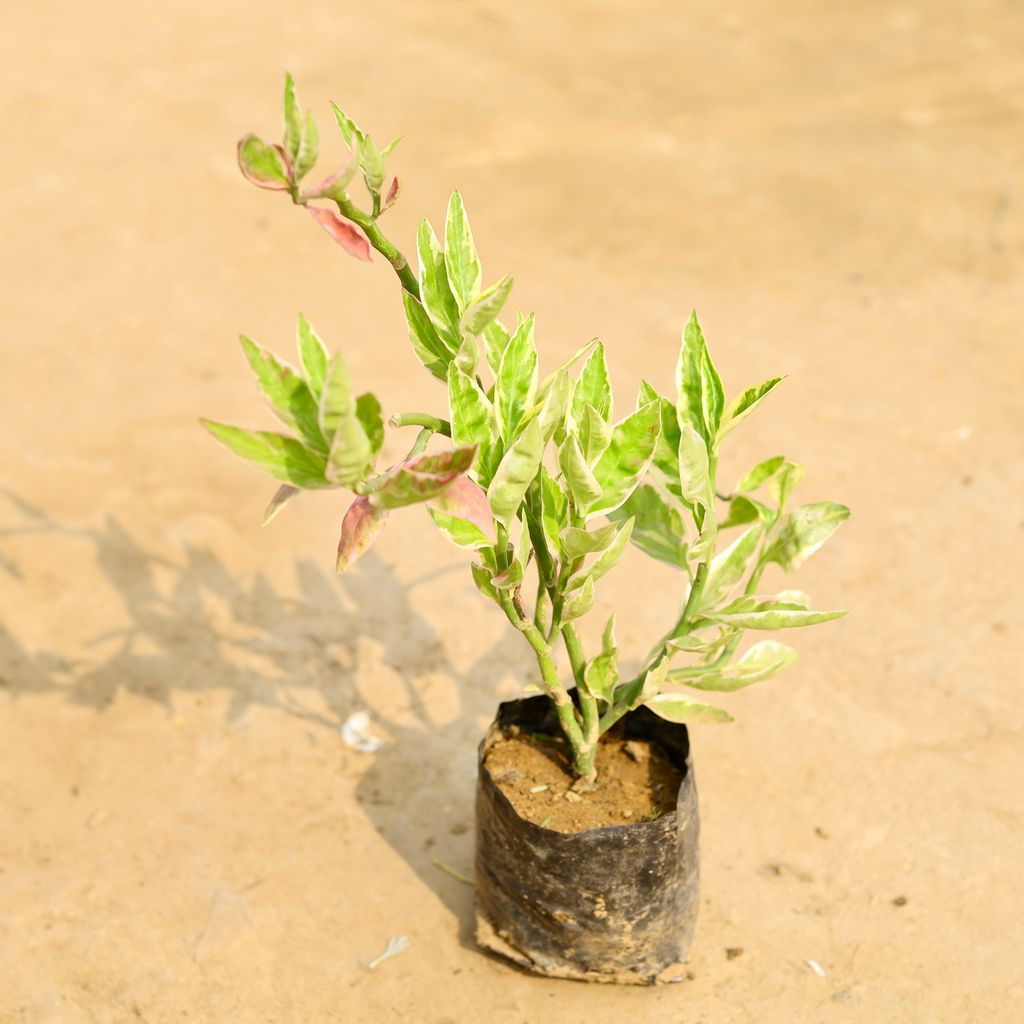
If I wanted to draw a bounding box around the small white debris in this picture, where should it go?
[529,784,549,793]
[939,425,972,443]
[368,935,408,970]
[805,959,827,978]
[341,711,383,753]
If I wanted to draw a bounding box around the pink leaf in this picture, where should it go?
[336,496,389,572]
[382,176,401,212]
[237,134,291,191]
[428,475,494,540]
[306,206,372,261]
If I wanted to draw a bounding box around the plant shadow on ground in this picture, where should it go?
[0,489,530,948]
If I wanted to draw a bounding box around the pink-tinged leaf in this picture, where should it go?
[262,484,300,525]
[366,446,477,510]
[428,474,494,540]
[382,176,401,212]
[336,496,389,572]
[237,134,291,190]
[306,206,372,261]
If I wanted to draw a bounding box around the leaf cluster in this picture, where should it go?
[210,77,851,775]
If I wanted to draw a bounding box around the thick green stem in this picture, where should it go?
[562,623,598,775]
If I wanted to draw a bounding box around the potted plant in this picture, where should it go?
[205,77,850,985]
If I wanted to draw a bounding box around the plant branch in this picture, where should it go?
[333,194,420,297]
[388,412,451,436]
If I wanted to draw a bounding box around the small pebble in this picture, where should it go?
[622,809,633,818]
[725,947,744,960]
[892,895,908,907]
[564,791,582,804]
[815,826,830,839]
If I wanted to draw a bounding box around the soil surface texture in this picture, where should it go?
[3,2,1022,1022]
[485,729,683,832]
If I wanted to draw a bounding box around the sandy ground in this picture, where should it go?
[2,1,1023,1020]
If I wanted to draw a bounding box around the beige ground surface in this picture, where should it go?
[2,2,1022,1021]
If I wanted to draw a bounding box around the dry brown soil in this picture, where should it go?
[484,730,682,831]
[2,2,1023,1022]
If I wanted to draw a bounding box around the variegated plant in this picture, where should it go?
[205,77,849,781]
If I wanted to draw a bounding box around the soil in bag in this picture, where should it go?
[475,694,700,984]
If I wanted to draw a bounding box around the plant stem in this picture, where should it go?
[334,195,420,297]
[406,428,433,458]
[497,592,586,755]
[599,561,711,735]
[389,412,451,436]
[562,623,599,764]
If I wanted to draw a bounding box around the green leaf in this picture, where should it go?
[764,502,850,571]
[674,640,798,692]
[704,603,847,630]
[495,314,538,442]
[487,418,543,527]
[460,274,514,337]
[610,484,687,568]
[559,522,617,561]
[582,516,634,585]
[484,320,511,377]
[537,370,570,443]
[359,134,386,193]
[283,73,302,162]
[571,343,612,425]
[737,455,785,493]
[428,507,492,550]
[644,693,733,724]
[239,335,326,455]
[471,561,499,601]
[201,420,328,488]
[561,575,594,622]
[355,392,384,457]
[675,311,724,443]
[454,332,479,376]
[367,447,476,510]
[602,614,617,655]
[491,559,525,590]
[558,436,602,511]
[444,191,482,312]
[769,460,805,513]
[296,314,330,396]
[702,524,762,609]
[318,351,354,438]
[448,364,493,448]
[403,290,452,382]
[540,467,568,556]
[719,378,784,439]
[587,400,661,518]
[721,495,774,529]
[416,220,461,349]
[295,110,319,181]
[330,101,363,148]
[237,135,290,190]
[640,382,683,496]
[336,496,389,572]
[584,648,618,705]
[319,352,371,487]
[577,404,611,465]
[677,423,712,508]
